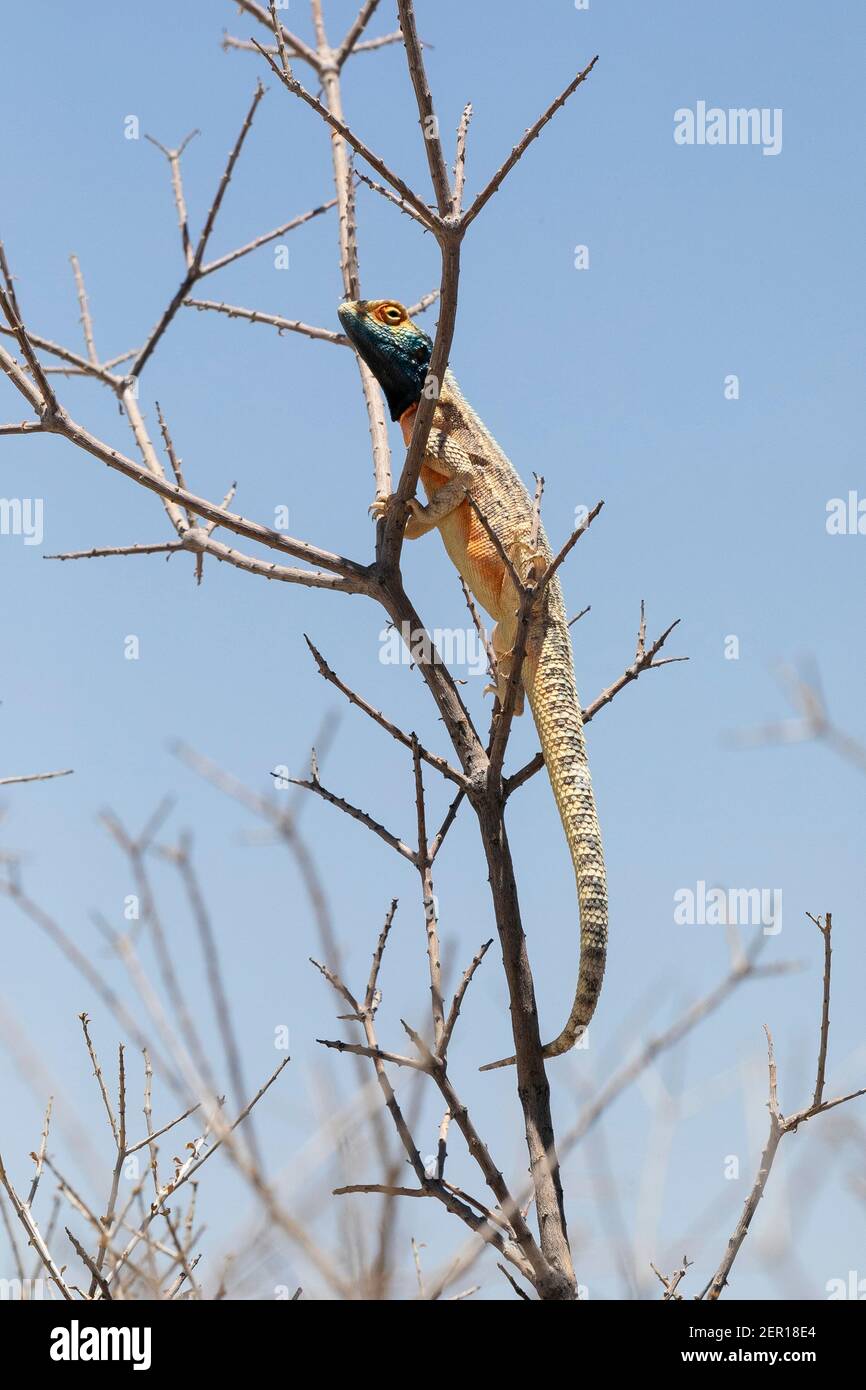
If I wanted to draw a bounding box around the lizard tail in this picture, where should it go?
[480,608,608,1072]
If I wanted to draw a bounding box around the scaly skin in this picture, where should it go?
[338,299,608,1064]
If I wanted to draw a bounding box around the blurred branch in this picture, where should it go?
[702,913,865,1299]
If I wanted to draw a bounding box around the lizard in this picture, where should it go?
[337,297,607,1067]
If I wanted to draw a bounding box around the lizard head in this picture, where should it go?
[338,299,433,422]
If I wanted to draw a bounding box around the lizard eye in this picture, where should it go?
[380,304,404,324]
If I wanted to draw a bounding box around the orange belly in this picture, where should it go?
[402,407,506,618]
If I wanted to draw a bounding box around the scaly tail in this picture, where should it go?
[480,601,607,1072]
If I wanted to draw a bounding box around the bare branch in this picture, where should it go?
[199,199,336,276]
[0,285,58,418]
[440,940,493,1054]
[365,898,399,1011]
[288,771,417,863]
[808,911,833,1109]
[536,498,604,592]
[305,635,467,787]
[132,83,267,377]
[69,254,98,363]
[0,420,44,435]
[452,103,473,217]
[405,289,440,318]
[184,297,348,345]
[0,1153,74,1299]
[396,0,452,216]
[651,1255,692,1301]
[79,1013,118,1144]
[498,1261,533,1299]
[354,168,439,232]
[253,41,438,229]
[0,768,73,787]
[317,1037,427,1070]
[336,0,383,67]
[144,128,200,265]
[703,914,864,1299]
[462,56,599,230]
[411,738,444,1047]
[231,0,320,69]
[505,603,686,796]
[25,1096,53,1210]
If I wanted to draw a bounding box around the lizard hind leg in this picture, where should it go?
[487,620,526,716]
[483,536,548,716]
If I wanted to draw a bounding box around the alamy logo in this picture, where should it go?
[674,102,782,157]
[50,1320,151,1371]
[826,1271,866,1299]
[0,497,43,545]
[0,1277,45,1299]
[380,622,489,677]
[674,881,782,935]
[826,491,866,535]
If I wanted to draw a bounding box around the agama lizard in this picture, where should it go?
[338,298,608,1066]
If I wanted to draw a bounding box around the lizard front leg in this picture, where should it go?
[405,475,470,537]
[369,482,466,537]
[389,429,477,539]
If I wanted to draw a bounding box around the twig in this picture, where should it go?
[199,200,336,276]
[411,739,444,1046]
[452,104,473,217]
[808,912,832,1108]
[25,1096,53,1210]
[536,498,604,592]
[498,1262,532,1300]
[365,899,399,1012]
[79,1013,118,1143]
[335,1,384,67]
[703,914,865,1298]
[462,56,599,230]
[288,772,417,863]
[45,542,183,562]
[304,635,468,787]
[0,1153,74,1299]
[231,0,320,68]
[505,603,685,796]
[0,769,73,787]
[440,940,493,1054]
[253,41,436,228]
[0,284,58,418]
[0,420,44,435]
[69,255,98,363]
[183,298,347,344]
[132,84,268,377]
[144,129,200,265]
[650,1255,692,1301]
[396,0,452,216]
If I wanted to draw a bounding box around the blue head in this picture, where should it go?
[338,299,433,421]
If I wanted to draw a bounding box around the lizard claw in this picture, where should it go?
[369,494,424,526]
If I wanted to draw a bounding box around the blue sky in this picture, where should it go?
[0,1,864,1299]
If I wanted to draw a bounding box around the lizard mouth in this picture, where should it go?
[337,300,364,338]
[337,301,379,365]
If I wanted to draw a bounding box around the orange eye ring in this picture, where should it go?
[378,303,404,325]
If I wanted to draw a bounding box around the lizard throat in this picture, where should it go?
[398,402,419,446]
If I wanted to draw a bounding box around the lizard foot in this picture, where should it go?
[369,495,425,532]
[369,493,392,521]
